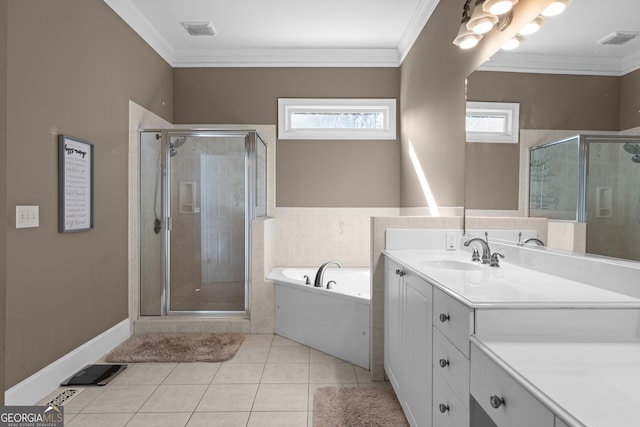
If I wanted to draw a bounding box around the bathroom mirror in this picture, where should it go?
[463,0,640,261]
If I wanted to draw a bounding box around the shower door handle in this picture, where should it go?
[167,216,173,231]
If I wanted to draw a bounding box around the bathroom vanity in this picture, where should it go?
[383,230,640,427]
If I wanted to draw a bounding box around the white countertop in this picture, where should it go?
[384,249,640,308]
[472,337,640,427]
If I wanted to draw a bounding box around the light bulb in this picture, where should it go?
[483,0,518,16]
[471,18,495,34]
[453,23,483,49]
[467,10,499,34]
[502,35,523,50]
[459,34,482,49]
[519,15,545,36]
[542,0,572,17]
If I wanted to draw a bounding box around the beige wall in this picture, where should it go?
[399,0,549,209]
[465,71,624,210]
[4,0,173,388]
[173,67,401,207]
[1,0,7,405]
[621,68,640,131]
[399,0,467,208]
[468,71,621,130]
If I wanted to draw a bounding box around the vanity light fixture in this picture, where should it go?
[467,0,499,34]
[518,15,545,36]
[482,0,519,16]
[453,0,484,49]
[454,0,564,50]
[541,0,572,17]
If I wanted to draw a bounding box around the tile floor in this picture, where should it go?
[39,334,383,427]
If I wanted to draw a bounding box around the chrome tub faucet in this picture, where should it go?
[314,260,343,287]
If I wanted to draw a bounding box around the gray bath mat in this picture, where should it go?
[313,386,409,427]
[104,333,245,363]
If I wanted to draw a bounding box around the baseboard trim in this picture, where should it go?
[5,319,131,405]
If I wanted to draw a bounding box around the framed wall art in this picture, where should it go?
[58,135,94,232]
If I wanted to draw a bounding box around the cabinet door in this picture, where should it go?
[384,257,404,391]
[403,273,433,427]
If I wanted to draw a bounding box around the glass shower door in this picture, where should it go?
[167,134,247,313]
[585,138,640,261]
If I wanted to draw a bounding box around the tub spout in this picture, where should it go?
[314,260,343,288]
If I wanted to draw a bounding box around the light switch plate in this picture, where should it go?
[16,205,39,228]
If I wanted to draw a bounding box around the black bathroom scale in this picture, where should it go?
[61,364,126,386]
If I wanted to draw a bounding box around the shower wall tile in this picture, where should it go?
[271,207,400,267]
[547,221,586,252]
[251,218,275,334]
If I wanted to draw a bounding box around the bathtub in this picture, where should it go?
[266,267,370,369]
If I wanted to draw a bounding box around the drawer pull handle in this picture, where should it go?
[489,395,505,409]
[395,269,405,277]
[439,313,450,323]
[439,403,449,413]
[439,358,450,368]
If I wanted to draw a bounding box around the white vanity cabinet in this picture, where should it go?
[384,257,433,427]
[384,249,640,427]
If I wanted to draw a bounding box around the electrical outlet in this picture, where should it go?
[446,231,457,250]
[16,205,39,229]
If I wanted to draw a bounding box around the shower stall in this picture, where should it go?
[139,130,267,315]
[529,135,640,261]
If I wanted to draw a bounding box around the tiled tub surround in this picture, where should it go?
[383,229,640,427]
[39,334,377,427]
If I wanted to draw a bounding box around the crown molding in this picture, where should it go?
[477,52,630,76]
[172,48,400,67]
[621,50,640,75]
[103,0,174,65]
[397,0,440,64]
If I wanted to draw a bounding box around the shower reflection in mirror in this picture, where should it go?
[529,135,640,261]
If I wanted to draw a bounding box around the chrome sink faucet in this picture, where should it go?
[314,260,343,287]
[464,232,504,267]
[464,237,491,264]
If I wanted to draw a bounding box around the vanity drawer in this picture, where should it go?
[433,288,473,357]
[433,369,470,427]
[470,343,554,427]
[433,327,470,409]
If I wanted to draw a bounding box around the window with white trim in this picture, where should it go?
[466,101,520,143]
[278,98,397,140]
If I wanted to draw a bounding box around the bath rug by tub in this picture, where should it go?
[104,333,244,363]
[313,386,409,427]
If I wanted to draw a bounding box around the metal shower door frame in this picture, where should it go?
[155,129,261,317]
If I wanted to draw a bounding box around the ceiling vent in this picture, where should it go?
[598,31,639,46]
[182,22,216,37]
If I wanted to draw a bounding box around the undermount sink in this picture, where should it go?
[420,259,483,271]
